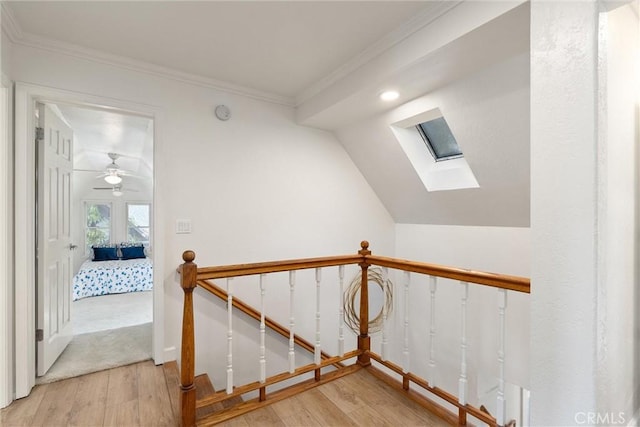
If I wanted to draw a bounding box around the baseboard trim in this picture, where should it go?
[164,346,177,363]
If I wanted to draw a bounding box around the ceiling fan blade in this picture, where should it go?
[73,168,103,173]
[118,172,148,179]
[81,148,138,158]
[92,185,139,192]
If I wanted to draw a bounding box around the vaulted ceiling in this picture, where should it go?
[3,1,531,227]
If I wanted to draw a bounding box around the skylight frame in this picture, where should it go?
[416,118,464,162]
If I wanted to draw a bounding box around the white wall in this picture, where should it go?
[0,13,16,405]
[530,2,600,424]
[597,2,640,421]
[1,19,9,79]
[1,4,16,406]
[394,224,529,419]
[532,2,640,424]
[8,40,395,385]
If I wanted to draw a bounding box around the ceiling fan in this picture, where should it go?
[74,152,139,184]
[92,184,139,197]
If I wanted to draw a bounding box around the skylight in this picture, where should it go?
[390,108,479,192]
[416,117,463,161]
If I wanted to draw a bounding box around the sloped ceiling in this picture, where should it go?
[4,1,531,227]
[54,104,154,200]
[305,3,531,227]
[336,52,530,226]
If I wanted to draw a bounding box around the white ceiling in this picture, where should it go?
[53,104,153,198]
[330,2,531,226]
[5,1,531,226]
[55,104,153,177]
[6,1,431,99]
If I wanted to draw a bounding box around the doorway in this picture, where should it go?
[35,103,155,383]
[13,83,165,399]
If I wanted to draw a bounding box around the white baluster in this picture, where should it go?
[259,274,266,383]
[381,267,389,361]
[459,281,469,405]
[226,278,233,394]
[338,265,345,357]
[427,275,437,387]
[497,289,508,426]
[288,271,296,373]
[315,267,322,365]
[403,271,410,373]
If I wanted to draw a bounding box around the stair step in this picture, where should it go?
[164,360,244,421]
[195,373,244,413]
[220,393,244,409]
[195,374,224,417]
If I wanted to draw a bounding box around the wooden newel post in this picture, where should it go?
[357,241,371,366]
[180,250,197,427]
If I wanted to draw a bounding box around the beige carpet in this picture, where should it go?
[36,322,152,384]
[73,291,152,334]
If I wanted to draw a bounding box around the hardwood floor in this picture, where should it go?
[1,361,451,426]
[1,362,174,427]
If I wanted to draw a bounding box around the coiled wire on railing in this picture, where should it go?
[343,267,393,334]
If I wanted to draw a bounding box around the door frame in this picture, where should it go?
[1,75,13,408]
[14,82,166,398]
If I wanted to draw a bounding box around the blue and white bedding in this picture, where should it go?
[73,258,153,301]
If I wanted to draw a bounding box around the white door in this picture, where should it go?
[36,103,74,376]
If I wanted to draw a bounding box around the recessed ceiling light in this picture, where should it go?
[380,91,399,101]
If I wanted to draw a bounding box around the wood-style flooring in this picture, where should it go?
[1,361,451,426]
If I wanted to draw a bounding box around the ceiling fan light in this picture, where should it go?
[105,173,122,185]
[112,189,123,197]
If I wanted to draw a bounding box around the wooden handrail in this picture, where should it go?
[177,241,531,426]
[192,244,529,294]
[197,279,343,368]
[366,255,530,293]
[195,254,362,280]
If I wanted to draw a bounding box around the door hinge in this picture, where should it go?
[35,127,44,141]
[36,329,43,342]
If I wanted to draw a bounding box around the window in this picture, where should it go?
[127,203,151,245]
[416,117,463,161]
[85,202,111,254]
[391,108,479,192]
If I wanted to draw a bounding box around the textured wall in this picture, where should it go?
[530,2,599,424]
[596,2,640,422]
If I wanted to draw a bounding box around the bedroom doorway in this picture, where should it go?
[35,102,155,383]
[14,83,165,399]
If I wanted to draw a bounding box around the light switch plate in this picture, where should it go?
[176,219,192,234]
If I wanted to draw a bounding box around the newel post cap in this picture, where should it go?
[182,250,196,263]
[359,240,371,256]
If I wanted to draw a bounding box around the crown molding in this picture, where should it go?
[1,3,293,107]
[295,1,463,107]
[1,2,24,42]
[2,1,464,109]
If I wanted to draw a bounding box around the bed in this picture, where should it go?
[72,257,153,301]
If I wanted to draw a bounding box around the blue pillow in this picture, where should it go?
[121,245,145,260]
[93,246,118,261]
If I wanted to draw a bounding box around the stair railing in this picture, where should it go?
[178,241,530,426]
